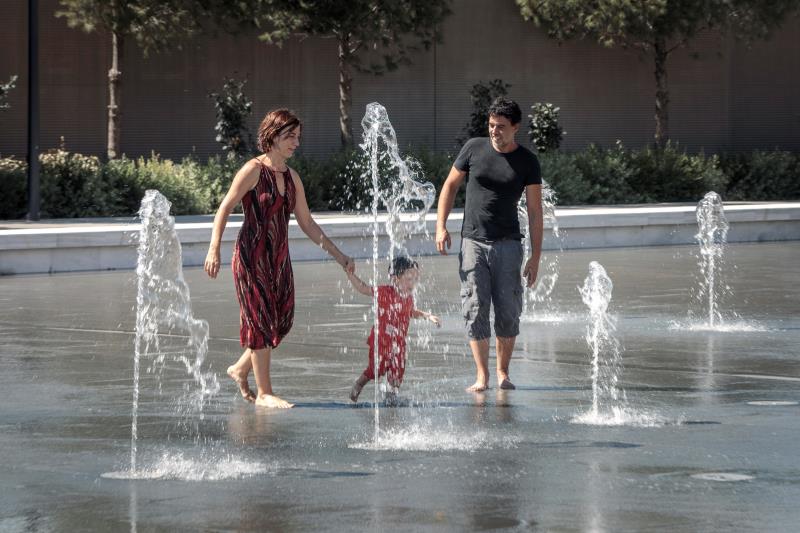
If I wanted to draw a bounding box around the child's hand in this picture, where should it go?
[429,314,441,328]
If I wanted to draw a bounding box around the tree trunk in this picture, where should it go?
[107,30,123,159]
[653,38,669,148]
[338,35,354,148]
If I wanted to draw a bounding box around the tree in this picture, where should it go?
[515,0,800,147]
[0,75,17,111]
[209,77,254,157]
[460,79,511,144]
[56,1,224,159]
[528,102,564,152]
[257,0,451,147]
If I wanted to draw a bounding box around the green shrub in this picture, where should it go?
[0,157,27,218]
[627,143,727,203]
[460,79,511,144]
[209,77,254,157]
[571,143,642,204]
[538,151,589,205]
[528,103,565,153]
[2,146,798,220]
[40,148,103,217]
[721,150,800,201]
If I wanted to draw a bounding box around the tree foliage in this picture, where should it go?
[209,77,254,157]
[460,79,511,144]
[528,102,564,152]
[255,0,452,146]
[257,0,450,74]
[0,75,17,111]
[56,0,208,55]
[516,0,800,146]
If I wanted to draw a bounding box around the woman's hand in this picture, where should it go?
[204,248,221,279]
[429,314,442,328]
[341,254,355,274]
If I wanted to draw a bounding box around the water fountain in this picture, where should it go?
[693,191,730,328]
[573,261,624,423]
[519,180,564,321]
[129,190,220,474]
[359,103,436,440]
[571,262,669,426]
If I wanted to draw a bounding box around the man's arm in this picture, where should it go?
[435,166,466,255]
[522,184,543,287]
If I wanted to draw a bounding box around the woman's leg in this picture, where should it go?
[251,346,294,408]
[227,349,255,402]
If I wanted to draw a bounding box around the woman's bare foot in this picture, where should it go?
[498,377,516,390]
[255,394,294,408]
[466,380,489,392]
[227,365,256,403]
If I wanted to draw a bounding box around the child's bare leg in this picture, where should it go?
[227,349,255,402]
[251,346,293,408]
[350,372,370,402]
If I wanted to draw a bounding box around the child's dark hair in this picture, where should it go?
[389,256,418,277]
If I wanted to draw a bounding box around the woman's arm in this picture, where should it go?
[204,160,260,279]
[290,168,354,273]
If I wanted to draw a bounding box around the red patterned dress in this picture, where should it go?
[363,285,415,387]
[232,162,296,349]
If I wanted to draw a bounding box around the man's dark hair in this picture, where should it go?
[389,255,418,277]
[488,97,522,125]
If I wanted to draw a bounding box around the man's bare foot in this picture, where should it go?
[466,381,489,392]
[499,377,516,390]
[227,365,255,402]
[255,394,294,408]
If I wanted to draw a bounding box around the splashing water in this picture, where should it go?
[519,180,564,321]
[350,419,520,451]
[572,262,671,426]
[130,190,220,474]
[360,103,436,441]
[576,261,624,420]
[104,449,272,481]
[694,192,730,328]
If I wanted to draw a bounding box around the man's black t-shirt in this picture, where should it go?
[454,137,542,242]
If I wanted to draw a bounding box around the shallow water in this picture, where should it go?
[1,242,799,532]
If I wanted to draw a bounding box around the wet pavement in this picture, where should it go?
[1,242,799,532]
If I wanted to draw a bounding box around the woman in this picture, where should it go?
[204,109,354,408]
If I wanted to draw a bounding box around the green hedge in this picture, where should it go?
[1,145,798,219]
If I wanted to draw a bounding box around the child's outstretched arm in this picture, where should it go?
[346,270,373,297]
[412,308,441,327]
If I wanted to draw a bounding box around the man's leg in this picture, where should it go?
[459,238,492,392]
[491,240,524,389]
[467,338,491,392]
[496,336,516,389]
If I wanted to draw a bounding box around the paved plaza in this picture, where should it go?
[1,243,799,531]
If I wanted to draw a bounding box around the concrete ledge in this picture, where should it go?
[1,202,798,275]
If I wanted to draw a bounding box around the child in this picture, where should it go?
[346,256,440,402]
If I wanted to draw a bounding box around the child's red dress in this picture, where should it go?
[363,285,414,387]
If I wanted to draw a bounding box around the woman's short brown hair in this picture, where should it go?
[257,109,302,152]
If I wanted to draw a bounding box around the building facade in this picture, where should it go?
[1,0,799,161]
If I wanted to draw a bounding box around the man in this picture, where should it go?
[436,97,543,392]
